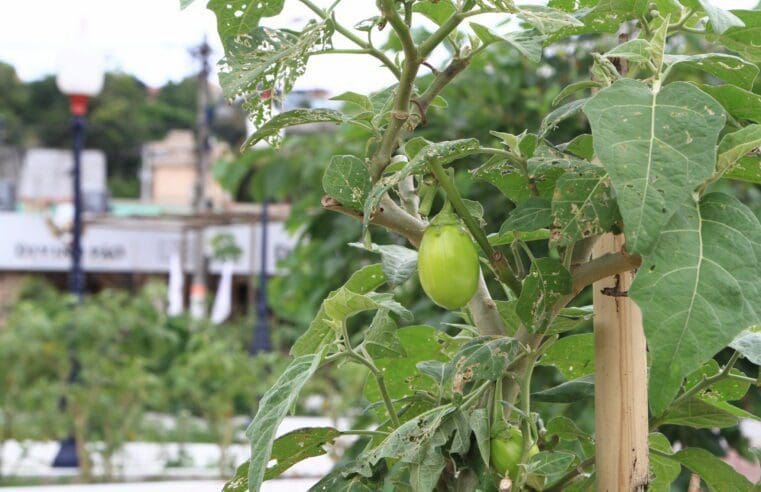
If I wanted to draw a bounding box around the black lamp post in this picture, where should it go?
[251,198,271,353]
[51,36,104,468]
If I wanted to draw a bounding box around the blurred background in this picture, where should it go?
[0,1,758,490]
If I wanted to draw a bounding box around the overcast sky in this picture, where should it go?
[0,0,756,95]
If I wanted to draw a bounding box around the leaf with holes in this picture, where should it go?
[244,108,345,150]
[208,0,285,42]
[631,193,761,415]
[685,360,751,402]
[664,53,759,90]
[517,258,572,331]
[584,79,726,254]
[447,337,521,392]
[517,5,584,34]
[217,22,334,139]
[551,164,620,246]
[323,155,371,210]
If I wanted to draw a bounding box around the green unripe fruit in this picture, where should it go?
[418,223,479,310]
[490,427,539,478]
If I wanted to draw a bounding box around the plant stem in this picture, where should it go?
[298,0,401,79]
[428,158,523,296]
[514,348,539,489]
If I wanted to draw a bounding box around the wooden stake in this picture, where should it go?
[593,233,649,491]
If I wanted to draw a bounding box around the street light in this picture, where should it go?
[51,30,104,469]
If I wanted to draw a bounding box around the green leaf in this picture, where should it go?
[243,108,345,150]
[243,352,322,492]
[540,98,588,137]
[546,416,592,442]
[604,39,651,63]
[658,397,742,429]
[713,10,761,63]
[307,463,381,491]
[547,306,594,335]
[469,23,545,63]
[500,197,552,232]
[291,264,386,357]
[724,155,761,184]
[330,91,374,112]
[673,448,754,491]
[550,164,620,246]
[207,0,285,40]
[364,139,480,234]
[516,258,572,331]
[532,374,595,403]
[717,124,761,174]
[631,193,761,415]
[416,360,447,390]
[447,337,521,389]
[350,405,456,476]
[323,155,371,210]
[265,427,340,480]
[730,326,761,365]
[526,450,576,477]
[218,22,334,140]
[541,333,595,380]
[517,5,585,34]
[488,229,551,247]
[584,79,726,254]
[560,134,595,160]
[664,53,759,90]
[700,84,761,124]
[648,432,680,492]
[413,0,456,26]
[349,242,418,287]
[364,309,406,359]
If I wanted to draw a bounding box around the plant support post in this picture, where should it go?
[592,234,649,491]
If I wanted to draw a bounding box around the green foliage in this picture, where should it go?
[207,1,761,490]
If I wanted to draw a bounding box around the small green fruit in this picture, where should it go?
[418,223,479,310]
[490,427,539,478]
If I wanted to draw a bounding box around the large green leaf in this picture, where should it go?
[631,193,761,415]
[658,397,744,429]
[541,333,595,380]
[584,79,726,254]
[516,257,572,331]
[550,164,620,246]
[323,155,371,210]
[291,264,386,357]
[681,0,744,34]
[413,0,456,26]
[532,374,595,402]
[664,53,759,90]
[673,448,754,491]
[242,352,322,492]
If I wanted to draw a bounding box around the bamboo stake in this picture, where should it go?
[593,233,649,491]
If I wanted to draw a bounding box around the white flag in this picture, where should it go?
[211,261,234,324]
[167,252,184,316]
